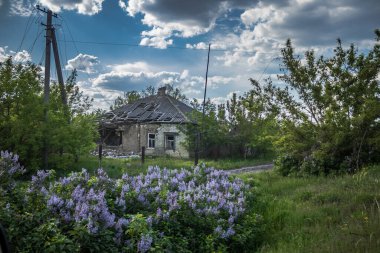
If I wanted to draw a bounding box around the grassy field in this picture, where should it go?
[239,165,380,253]
[51,154,274,178]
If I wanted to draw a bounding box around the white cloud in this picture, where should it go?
[88,61,243,101]
[13,50,32,63]
[0,47,31,63]
[38,0,104,15]
[107,61,150,73]
[119,0,255,48]
[91,61,181,90]
[211,91,242,105]
[241,3,275,26]
[0,47,8,62]
[66,53,100,74]
[10,0,36,16]
[208,76,234,89]
[140,37,173,49]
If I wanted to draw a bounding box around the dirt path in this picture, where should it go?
[227,163,274,174]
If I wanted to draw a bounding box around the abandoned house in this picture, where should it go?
[100,87,194,158]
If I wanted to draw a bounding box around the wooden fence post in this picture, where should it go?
[141,146,145,164]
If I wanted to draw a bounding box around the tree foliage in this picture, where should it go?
[110,84,188,110]
[0,58,98,170]
[181,90,278,159]
[264,31,380,174]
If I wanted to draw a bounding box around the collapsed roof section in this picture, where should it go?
[100,87,194,128]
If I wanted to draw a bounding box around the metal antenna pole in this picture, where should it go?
[195,43,211,166]
[202,43,211,120]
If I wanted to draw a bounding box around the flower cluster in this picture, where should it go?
[0,150,25,189]
[115,166,248,238]
[27,165,250,251]
[0,150,25,176]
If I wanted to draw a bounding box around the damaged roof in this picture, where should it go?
[101,87,194,127]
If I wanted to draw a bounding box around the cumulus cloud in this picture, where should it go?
[0,47,31,63]
[10,0,36,16]
[0,47,8,62]
[209,0,380,84]
[241,0,380,47]
[66,53,100,74]
[13,50,32,63]
[119,0,255,48]
[140,37,173,49]
[37,0,104,15]
[211,91,243,105]
[89,61,242,101]
[107,61,149,73]
[91,61,179,91]
[185,42,227,50]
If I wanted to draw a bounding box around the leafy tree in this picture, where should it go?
[142,85,156,97]
[0,58,97,169]
[261,30,380,174]
[164,83,188,103]
[110,90,141,110]
[66,70,93,116]
[111,84,188,111]
[0,58,44,168]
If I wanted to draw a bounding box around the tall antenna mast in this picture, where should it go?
[195,43,211,166]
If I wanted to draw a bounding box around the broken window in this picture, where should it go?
[148,133,155,148]
[165,134,175,150]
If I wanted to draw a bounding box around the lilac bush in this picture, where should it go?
[0,150,25,190]
[0,150,25,177]
[2,151,258,252]
[24,165,250,251]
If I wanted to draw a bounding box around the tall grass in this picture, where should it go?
[51,154,274,178]
[239,165,380,253]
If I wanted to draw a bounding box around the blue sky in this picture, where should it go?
[0,0,379,110]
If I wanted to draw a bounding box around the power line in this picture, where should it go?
[28,17,44,54]
[17,8,37,52]
[58,15,115,108]
[256,56,282,83]
[55,39,281,54]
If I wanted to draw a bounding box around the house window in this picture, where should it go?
[165,134,175,150]
[148,133,155,148]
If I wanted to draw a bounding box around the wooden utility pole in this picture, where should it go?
[42,7,52,106]
[52,31,67,105]
[37,5,67,169]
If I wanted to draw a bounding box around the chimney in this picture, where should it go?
[157,86,166,96]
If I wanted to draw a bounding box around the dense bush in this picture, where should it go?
[0,151,262,252]
[270,31,380,175]
[0,59,97,171]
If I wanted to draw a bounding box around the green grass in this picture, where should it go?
[51,154,274,178]
[239,165,380,253]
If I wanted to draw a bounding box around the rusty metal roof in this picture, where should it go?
[101,93,194,127]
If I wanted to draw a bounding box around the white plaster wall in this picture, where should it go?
[156,124,189,158]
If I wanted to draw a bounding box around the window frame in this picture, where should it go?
[165,134,175,150]
[147,133,156,148]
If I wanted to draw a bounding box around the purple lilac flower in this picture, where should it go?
[222,227,235,238]
[137,234,153,253]
[146,216,153,227]
[31,170,51,187]
[47,194,64,210]
[214,225,223,234]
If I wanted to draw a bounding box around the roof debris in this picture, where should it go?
[100,92,194,128]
